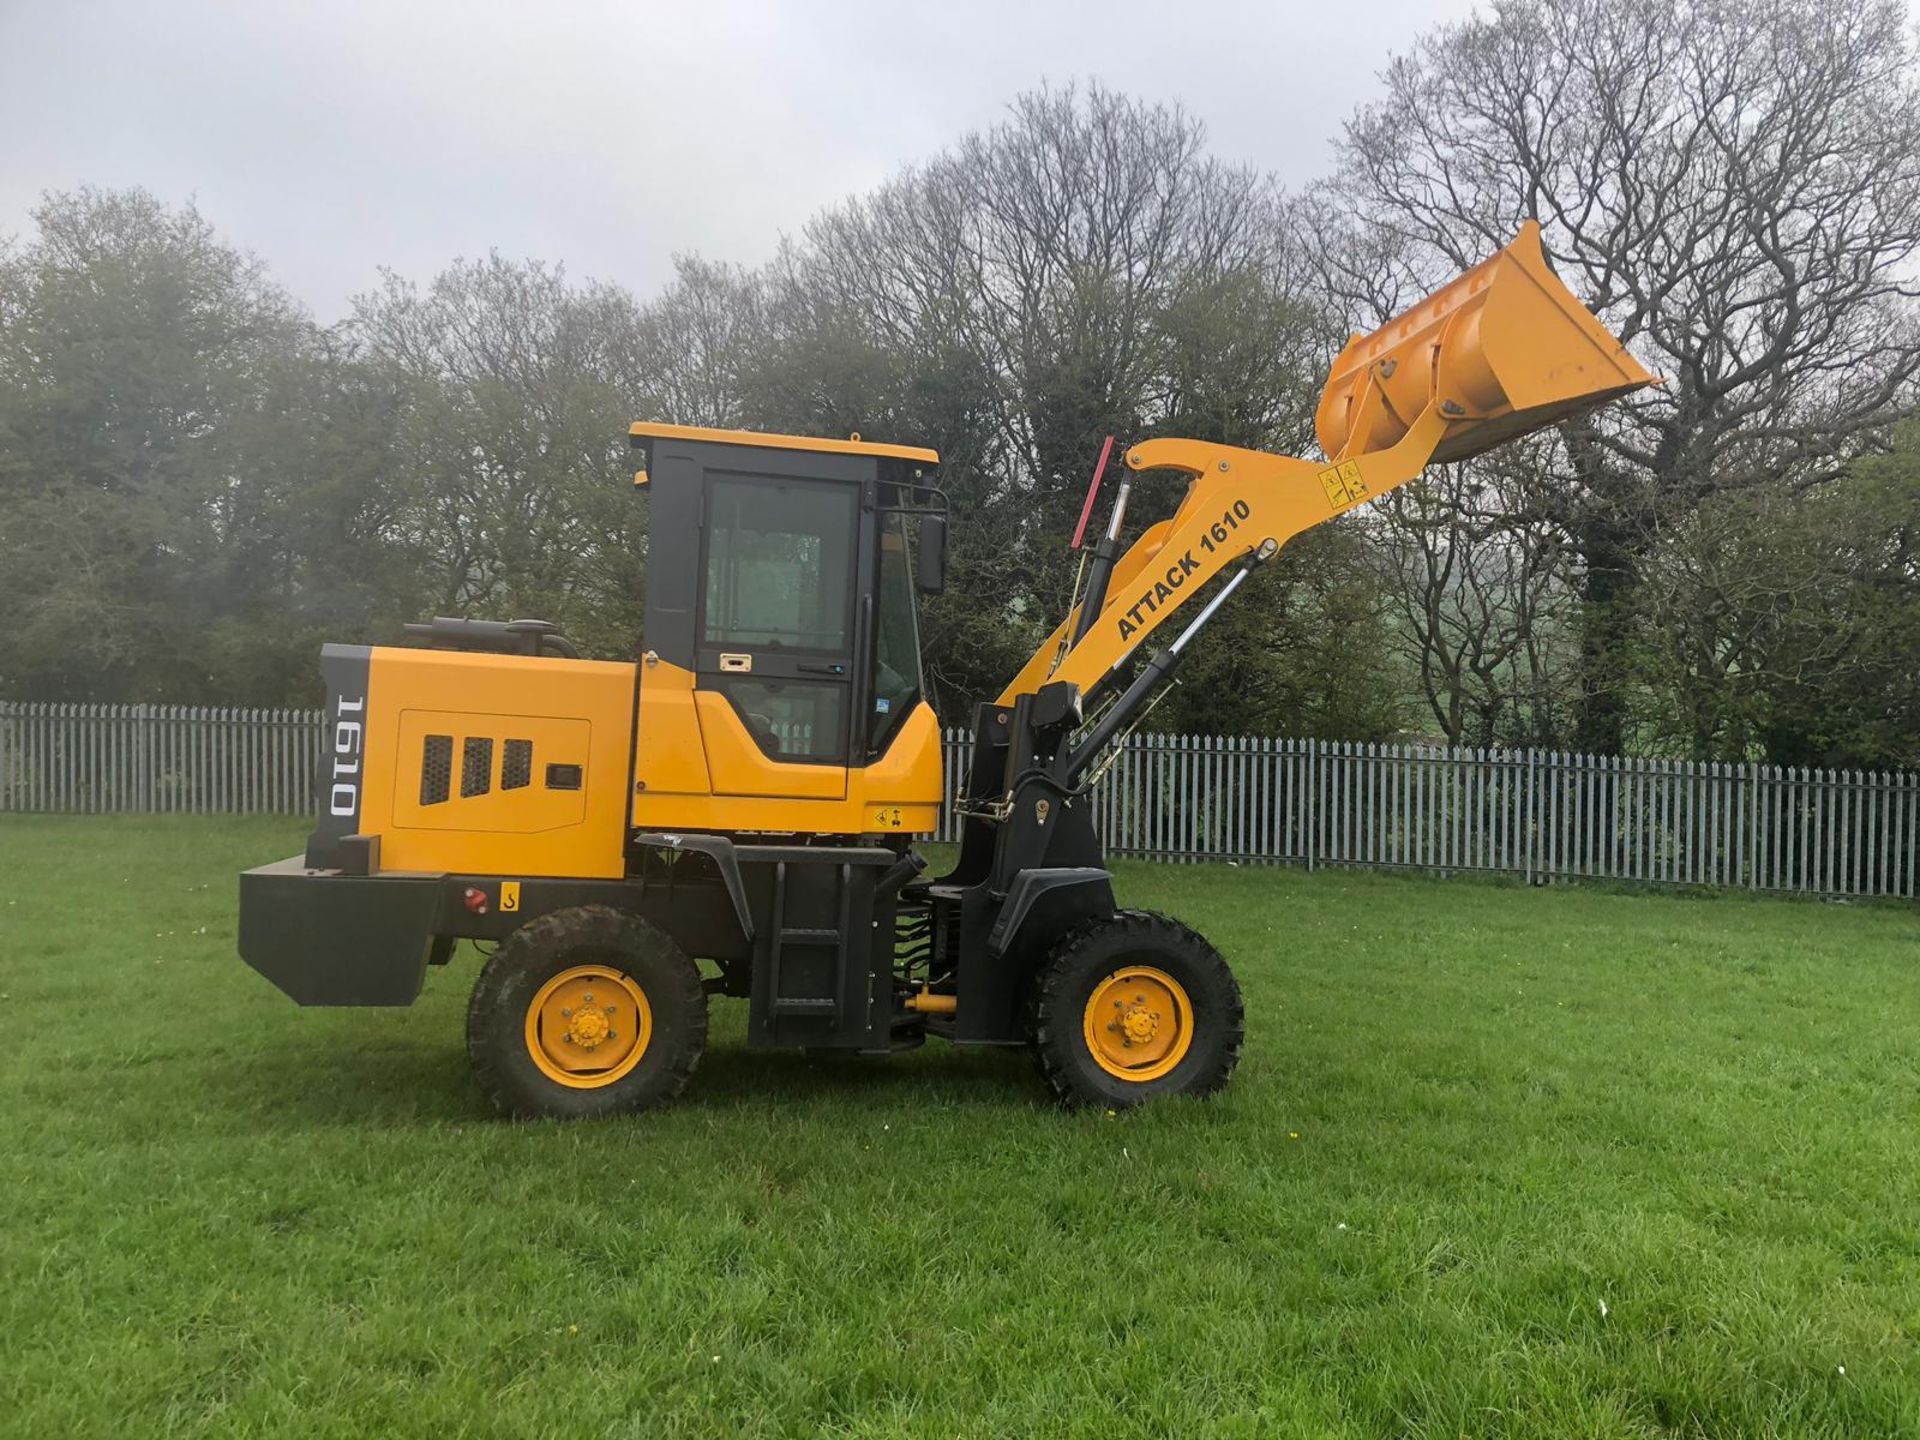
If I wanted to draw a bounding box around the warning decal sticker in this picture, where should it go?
[1318,460,1369,509]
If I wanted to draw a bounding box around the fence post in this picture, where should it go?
[1524,747,1538,885]
[1304,739,1317,872]
[134,703,151,812]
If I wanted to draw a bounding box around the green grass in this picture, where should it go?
[2,816,1917,1438]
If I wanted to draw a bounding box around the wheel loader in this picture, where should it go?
[239,222,1652,1117]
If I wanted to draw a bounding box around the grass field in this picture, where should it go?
[1,815,1916,1437]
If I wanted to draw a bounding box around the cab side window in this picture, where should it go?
[703,477,855,651]
[868,516,923,755]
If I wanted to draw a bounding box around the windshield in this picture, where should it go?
[868,514,923,755]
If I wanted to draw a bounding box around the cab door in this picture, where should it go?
[695,469,864,799]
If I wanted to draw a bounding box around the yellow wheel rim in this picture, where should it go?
[1083,965,1194,1082]
[523,964,652,1089]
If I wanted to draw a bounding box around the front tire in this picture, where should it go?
[466,905,707,1119]
[1030,909,1243,1109]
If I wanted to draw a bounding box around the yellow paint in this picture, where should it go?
[500,881,520,912]
[905,989,957,1015]
[1020,410,1449,698]
[361,648,636,878]
[633,468,650,487]
[695,690,847,799]
[629,656,711,800]
[1083,966,1195,1082]
[523,964,652,1088]
[1316,219,1656,466]
[999,225,1651,705]
[628,421,939,465]
[353,644,942,876]
[392,710,590,831]
[632,664,943,835]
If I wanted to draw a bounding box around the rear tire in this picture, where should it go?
[1030,909,1243,1109]
[466,905,707,1119]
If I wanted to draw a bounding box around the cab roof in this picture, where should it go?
[628,421,939,465]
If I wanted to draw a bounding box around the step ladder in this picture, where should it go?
[765,860,854,1020]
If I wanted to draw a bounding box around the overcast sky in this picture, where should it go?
[0,0,1482,321]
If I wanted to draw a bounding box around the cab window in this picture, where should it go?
[703,476,856,651]
[868,515,923,755]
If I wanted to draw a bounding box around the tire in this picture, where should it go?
[466,905,707,1119]
[1030,909,1243,1110]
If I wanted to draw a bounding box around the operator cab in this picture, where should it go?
[625,423,948,836]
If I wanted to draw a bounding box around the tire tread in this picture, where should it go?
[466,904,707,1119]
[1030,908,1243,1109]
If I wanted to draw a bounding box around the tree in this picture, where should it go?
[348,256,650,661]
[1630,421,1920,767]
[0,187,411,703]
[622,256,771,429]
[1370,439,1581,747]
[1328,0,1920,752]
[735,83,1341,717]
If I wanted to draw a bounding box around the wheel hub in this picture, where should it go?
[1083,966,1193,1083]
[525,965,651,1088]
[1121,1004,1158,1046]
[566,1001,612,1049]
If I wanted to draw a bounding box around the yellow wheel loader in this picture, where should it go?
[239,223,1652,1117]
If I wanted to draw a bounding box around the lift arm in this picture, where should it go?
[997,220,1655,715]
[1000,407,1449,703]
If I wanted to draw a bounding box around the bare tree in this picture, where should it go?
[1371,444,1580,747]
[621,256,769,428]
[1326,0,1920,752]
[349,256,649,658]
[749,83,1336,712]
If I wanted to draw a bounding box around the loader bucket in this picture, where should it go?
[1314,220,1654,466]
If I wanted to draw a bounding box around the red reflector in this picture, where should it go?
[1070,435,1115,551]
[462,886,489,914]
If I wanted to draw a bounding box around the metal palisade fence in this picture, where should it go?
[0,703,324,815]
[2,702,1915,899]
[990,731,1920,897]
